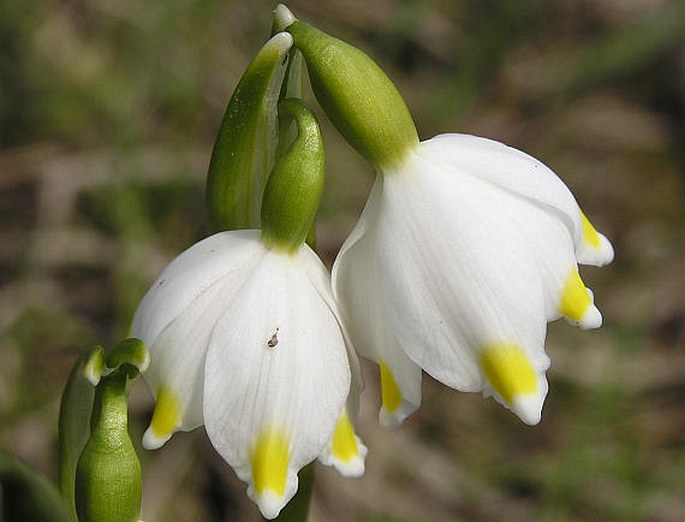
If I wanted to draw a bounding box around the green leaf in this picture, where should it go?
[1,451,72,522]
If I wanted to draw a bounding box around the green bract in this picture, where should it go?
[206,32,293,231]
[261,99,325,253]
[275,5,419,171]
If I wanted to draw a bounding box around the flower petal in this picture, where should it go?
[479,342,548,425]
[577,210,614,266]
[299,245,365,420]
[203,249,350,519]
[419,134,613,265]
[140,275,250,448]
[131,231,266,447]
[558,267,603,329]
[131,230,265,346]
[318,408,367,477]
[333,178,422,427]
[374,152,550,422]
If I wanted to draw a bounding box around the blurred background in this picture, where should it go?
[1,0,684,520]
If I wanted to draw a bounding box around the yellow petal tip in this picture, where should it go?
[379,359,402,414]
[251,429,290,498]
[144,384,180,449]
[329,411,366,477]
[580,211,602,249]
[559,267,602,329]
[480,343,538,404]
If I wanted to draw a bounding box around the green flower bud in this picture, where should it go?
[260,99,325,253]
[206,32,293,232]
[74,341,148,522]
[274,4,419,170]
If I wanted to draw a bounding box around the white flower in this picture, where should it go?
[333,134,614,427]
[131,230,366,519]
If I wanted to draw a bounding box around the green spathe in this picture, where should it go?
[206,32,293,231]
[261,99,324,253]
[279,9,418,170]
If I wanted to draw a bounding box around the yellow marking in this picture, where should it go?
[251,429,290,496]
[559,267,592,321]
[480,343,537,403]
[580,211,601,249]
[331,410,359,463]
[150,384,180,438]
[379,359,402,413]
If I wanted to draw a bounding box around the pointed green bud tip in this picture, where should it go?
[106,338,149,374]
[206,31,294,232]
[273,4,296,32]
[261,98,325,253]
[75,366,143,522]
[278,4,419,170]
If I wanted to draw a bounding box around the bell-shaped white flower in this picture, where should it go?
[131,230,367,518]
[131,96,367,518]
[333,134,614,427]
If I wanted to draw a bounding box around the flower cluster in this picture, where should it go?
[131,4,613,519]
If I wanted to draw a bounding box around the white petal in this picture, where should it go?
[141,262,259,448]
[130,231,266,447]
[333,178,422,427]
[418,134,615,265]
[388,156,547,363]
[419,134,612,325]
[131,230,264,346]
[294,245,367,478]
[351,151,551,423]
[299,245,365,419]
[576,211,615,266]
[318,408,368,477]
[558,268,603,330]
[203,249,350,519]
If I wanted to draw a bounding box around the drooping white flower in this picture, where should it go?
[131,230,366,518]
[333,134,614,427]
